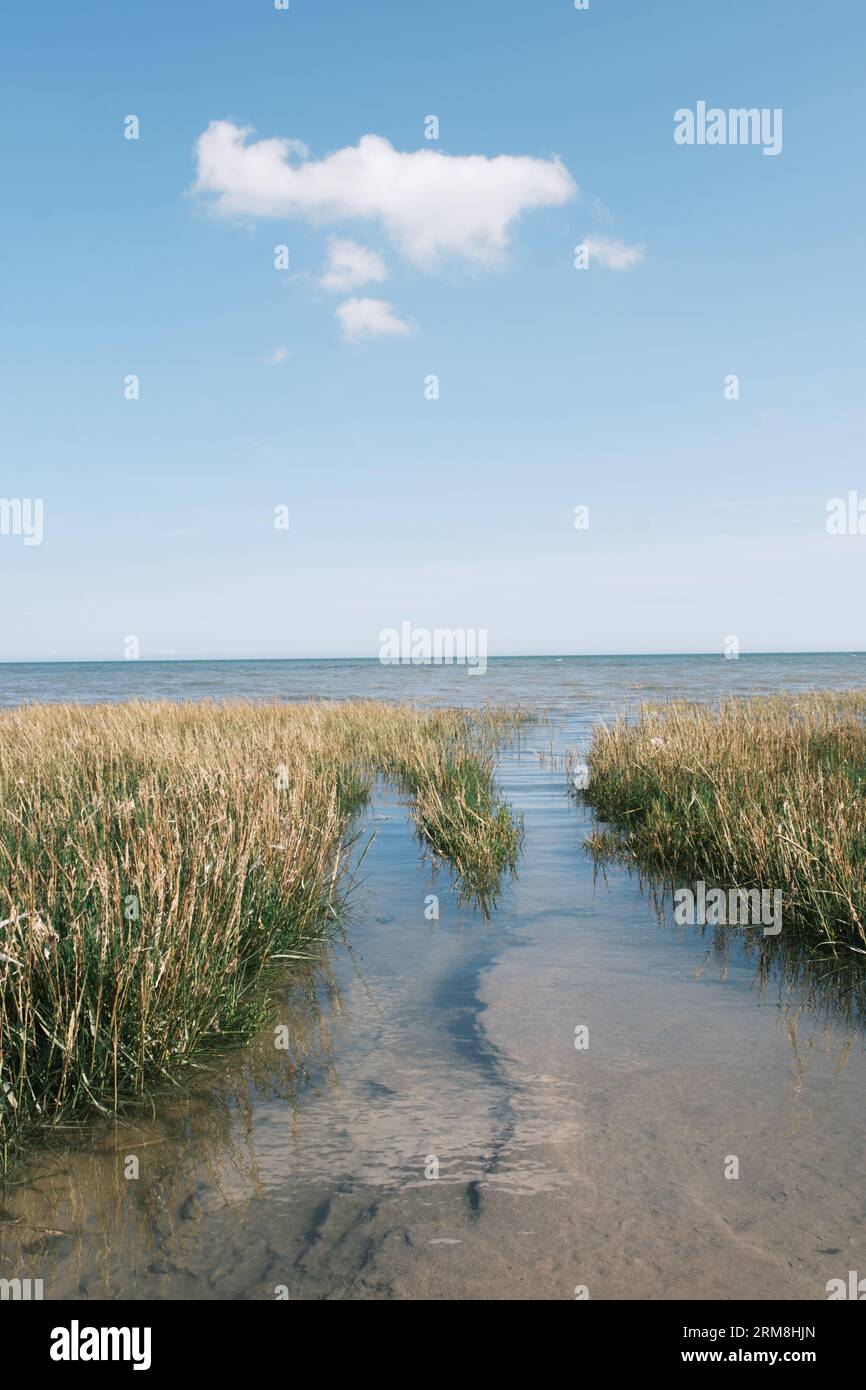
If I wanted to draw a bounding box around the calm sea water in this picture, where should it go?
[2,651,865,710]
[3,652,866,1299]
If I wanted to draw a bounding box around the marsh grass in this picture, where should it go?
[578,691,866,955]
[0,699,524,1168]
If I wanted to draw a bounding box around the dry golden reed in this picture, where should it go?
[0,699,523,1167]
[580,691,866,954]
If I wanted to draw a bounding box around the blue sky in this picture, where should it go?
[2,0,864,660]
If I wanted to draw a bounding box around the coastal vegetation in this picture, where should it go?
[578,690,866,956]
[0,699,524,1169]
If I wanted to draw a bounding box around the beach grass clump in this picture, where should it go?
[579,690,866,953]
[0,699,523,1167]
[379,730,521,901]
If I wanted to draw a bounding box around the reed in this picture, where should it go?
[578,690,866,954]
[0,699,524,1168]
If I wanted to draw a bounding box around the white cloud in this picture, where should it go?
[583,234,644,270]
[321,237,387,292]
[336,297,411,343]
[265,346,288,365]
[192,121,576,267]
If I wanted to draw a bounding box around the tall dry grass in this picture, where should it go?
[0,699,524,1167]
[579,691,866,953]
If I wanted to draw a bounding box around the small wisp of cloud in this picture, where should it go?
[336,297,411,343]
[321,238,387,293]
[581,234,644,270]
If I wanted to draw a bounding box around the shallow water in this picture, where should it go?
[2,655,865,1300]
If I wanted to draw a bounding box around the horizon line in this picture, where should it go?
[1,651,865,668]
